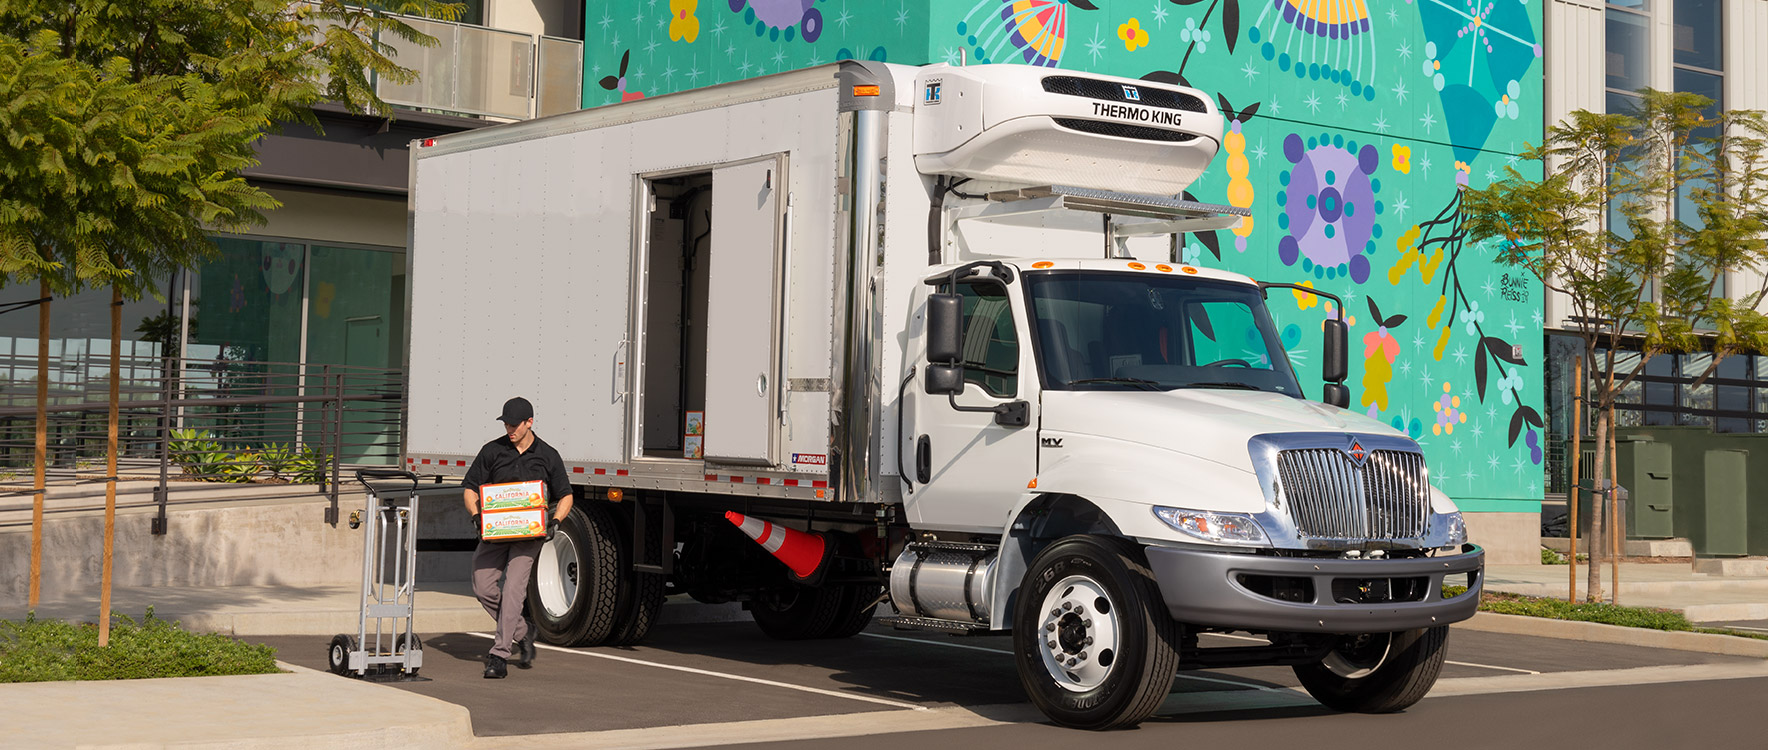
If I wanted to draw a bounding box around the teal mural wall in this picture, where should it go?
[586,0,1546,514]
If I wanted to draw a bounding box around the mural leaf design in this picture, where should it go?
[1220,0,1239,54]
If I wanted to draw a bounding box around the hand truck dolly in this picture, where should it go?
[326,468,427,680]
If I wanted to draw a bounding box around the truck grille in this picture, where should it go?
[1275,449,1429,540]
[1041,76,1208,112]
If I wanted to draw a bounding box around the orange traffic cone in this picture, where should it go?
[725,511,829,581]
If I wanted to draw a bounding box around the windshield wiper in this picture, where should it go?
[1174,382,1262,391]
[1064,377,1163,391]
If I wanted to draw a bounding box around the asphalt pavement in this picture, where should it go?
[257,617,1765,742]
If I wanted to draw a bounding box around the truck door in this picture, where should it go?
[904,279,1039,533]
[703,158,785,465]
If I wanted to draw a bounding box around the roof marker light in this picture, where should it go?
[852,85,881,97]
[1128,262,1146,270]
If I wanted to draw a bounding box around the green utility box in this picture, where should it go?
[1702,449,1749,557]
[1618,436,1675,538]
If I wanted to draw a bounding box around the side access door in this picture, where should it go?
[903,276,1040,533]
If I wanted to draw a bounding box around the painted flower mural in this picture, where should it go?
[729,0,825,43]
[1276,132,1384,284]
[951,0,1098,67]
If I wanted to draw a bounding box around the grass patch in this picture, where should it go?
[1443,586,1768,641]
[0,609,280,683]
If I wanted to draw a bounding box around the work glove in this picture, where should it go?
[470,513,481,536]
[545,517,558,543]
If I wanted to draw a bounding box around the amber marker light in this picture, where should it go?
[1032,261,1055,269]
[1155,264,1173,272]
[1127,262,1146,270]
[1182,266,1199,274]
[852,85,881,96]
[1027,478,1039,489]
[607,488,624,502]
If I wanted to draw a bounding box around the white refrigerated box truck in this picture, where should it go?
[403,61,1483,729]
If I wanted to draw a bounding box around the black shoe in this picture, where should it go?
[483,655,507,679]
[516,629,536,669]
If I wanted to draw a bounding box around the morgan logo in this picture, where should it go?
[1040,437,1064,448]
[1345,439,1368,468]
[1122,85,1141,101]
[791,453,828,466]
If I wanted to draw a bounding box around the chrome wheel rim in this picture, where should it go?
[1038,575,1120,692]
[535,532,579,617]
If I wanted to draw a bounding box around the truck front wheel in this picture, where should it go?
[1292,626,1449,713]
[1013,536,1179,730]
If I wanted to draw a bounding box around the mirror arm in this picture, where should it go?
[1257,281,1344,321]
[945,389,1030,428]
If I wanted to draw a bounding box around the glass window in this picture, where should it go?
[1606,9,1652,92]
[1643,353,1676,424]
[956,282,1019,398]
[1674,67,1723,139]
[304,245,405,371]
[1713,355,1750,433]
[1680,353,1715,427]
[1027,272,1301,396]
[1674,0,1722,71]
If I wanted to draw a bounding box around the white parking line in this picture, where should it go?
[1205,631,1540,674]
[465,632,926,711]
[859,631,1290,692]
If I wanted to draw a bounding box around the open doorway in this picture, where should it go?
[640,172,712,458]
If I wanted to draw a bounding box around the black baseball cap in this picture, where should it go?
[497,397,534,425]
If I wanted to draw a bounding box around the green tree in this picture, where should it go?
[0,0,460,633]
[1464,93,1768,601]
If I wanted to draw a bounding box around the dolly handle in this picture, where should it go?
[354,468,420,496]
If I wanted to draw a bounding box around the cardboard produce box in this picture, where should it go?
[479,480,547,540]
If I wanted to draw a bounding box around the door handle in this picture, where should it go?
[916,436,931,484]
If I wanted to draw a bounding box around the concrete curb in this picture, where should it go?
[0,660,474,750]
[1457,611,1768,658]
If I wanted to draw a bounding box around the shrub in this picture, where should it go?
[0,609,280,682]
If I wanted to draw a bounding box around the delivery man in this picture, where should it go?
[462,396,574,678]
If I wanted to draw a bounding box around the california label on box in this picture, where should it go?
[480,480,546,510]
[481,508,547,541]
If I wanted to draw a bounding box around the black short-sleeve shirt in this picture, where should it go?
[462,435,572,507]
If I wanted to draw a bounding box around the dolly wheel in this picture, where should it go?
[326,633,356,676]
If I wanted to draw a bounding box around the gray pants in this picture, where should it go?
[472,538,543,659]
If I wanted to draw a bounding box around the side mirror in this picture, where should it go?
[925,363,965,395]
[1323,382,1350,409]
[1322,318,1347,384]
[927,293,963,365]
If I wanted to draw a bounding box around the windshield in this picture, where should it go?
[1025,271,1303,396]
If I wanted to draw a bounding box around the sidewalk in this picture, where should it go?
[1484,561,1768,622]
[0,661,472,750]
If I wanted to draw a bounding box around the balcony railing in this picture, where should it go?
[310,6,583,121]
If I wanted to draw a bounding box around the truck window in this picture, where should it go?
[957,282,1019,398]
[1186,301,1276,369]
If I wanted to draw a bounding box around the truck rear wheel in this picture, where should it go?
[528,503,621,646]
[823,583,881,639]
[749,584,843,640]
[1292,626,1449,713]
[1013,535,1179,730]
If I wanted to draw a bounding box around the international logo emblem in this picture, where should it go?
[1346,439,1368,468]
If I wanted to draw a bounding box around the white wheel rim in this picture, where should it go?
[1037,575,1121,692]
[1322,633,1393,679]
[535,532,579,617]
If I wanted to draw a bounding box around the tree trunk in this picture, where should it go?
[29,279,50,609]
[100,285,120,646]
[1588,402,1608,603]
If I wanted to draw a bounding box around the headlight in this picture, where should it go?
[1152,506,1270,546]
[1440,511,1467,546]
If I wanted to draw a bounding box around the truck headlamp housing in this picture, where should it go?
[1440,510,1467,547]
[1153,506,1270,546]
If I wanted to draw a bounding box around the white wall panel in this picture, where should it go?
[1725,0,1768,302]
[1543,0,1608,330]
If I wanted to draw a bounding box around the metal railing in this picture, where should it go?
[0,354,402,532]
[343,11,582,120]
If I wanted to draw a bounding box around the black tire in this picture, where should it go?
[605,571,666,646]
[822,583,881,639]
[527,503,622,646]
[326,633,356,676]
[1013,535,1180,730]
[1293,626,1449,713]
[750,584,844,640]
